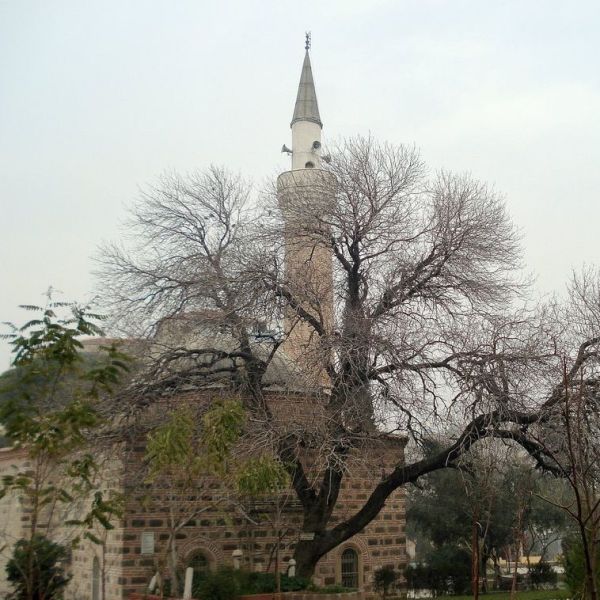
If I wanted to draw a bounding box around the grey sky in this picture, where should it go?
[1,0,599,368]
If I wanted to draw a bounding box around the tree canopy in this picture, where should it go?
[96,137,600,576]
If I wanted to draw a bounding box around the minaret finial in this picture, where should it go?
[305,31,311,51]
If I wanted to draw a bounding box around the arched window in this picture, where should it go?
[91,556,101,600]
[340,548,359,589]
[305,161,315,168]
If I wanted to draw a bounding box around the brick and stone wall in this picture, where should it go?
[113,391,407,599]
[0,387,407,600]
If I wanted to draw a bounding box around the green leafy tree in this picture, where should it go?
[407,444,567,594]
[144,399,291,597]
[144,399,245,597]
[0,301,129,600]
[235,454,290,594]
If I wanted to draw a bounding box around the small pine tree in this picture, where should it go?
[6,535,70,600]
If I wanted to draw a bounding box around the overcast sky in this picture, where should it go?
[1,0,599,368]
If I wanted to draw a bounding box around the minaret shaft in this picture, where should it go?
[278,44,333,385]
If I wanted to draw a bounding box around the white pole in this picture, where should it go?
[288,558,296,578]
[183,567,194,600]
[232,549,243,570]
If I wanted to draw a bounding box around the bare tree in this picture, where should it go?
[474,269,600,599]
[97,138,600,577]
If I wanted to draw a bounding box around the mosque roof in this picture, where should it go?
[152,312,319,394]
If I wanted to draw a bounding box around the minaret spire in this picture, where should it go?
[291,34,322,128]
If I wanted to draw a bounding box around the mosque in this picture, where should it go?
[0,41,407,600]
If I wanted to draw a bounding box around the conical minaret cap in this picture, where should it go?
[291,50,322,128]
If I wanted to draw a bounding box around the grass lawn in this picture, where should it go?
[434,590,569,600]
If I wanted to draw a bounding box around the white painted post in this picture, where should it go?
[288,558,296,578]
[148,573,158,592]
[183,567,194,600]
[232,549,243,570]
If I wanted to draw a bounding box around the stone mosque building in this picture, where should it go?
[0,43,407,600]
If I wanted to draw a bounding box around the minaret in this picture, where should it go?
[278,35,334,385]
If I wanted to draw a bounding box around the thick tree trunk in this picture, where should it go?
[294,540,324,578]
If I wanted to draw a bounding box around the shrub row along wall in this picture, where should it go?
[129,592,366,600]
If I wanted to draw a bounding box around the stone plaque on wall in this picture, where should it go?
[141,531,155,555]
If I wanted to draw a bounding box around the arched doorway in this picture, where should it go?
[91,556,101,600]
[340,548,359,589]
[187,550,210,579]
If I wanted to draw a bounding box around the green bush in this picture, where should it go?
[564,538,600,598]
[405,545,471,596]
[231,570,310,594]
[197,568,240,600]
[374,565,399,598]
[6,535,71,600]
[529,561,558,589]
[313,584,356,593]
[189,568,311,599]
